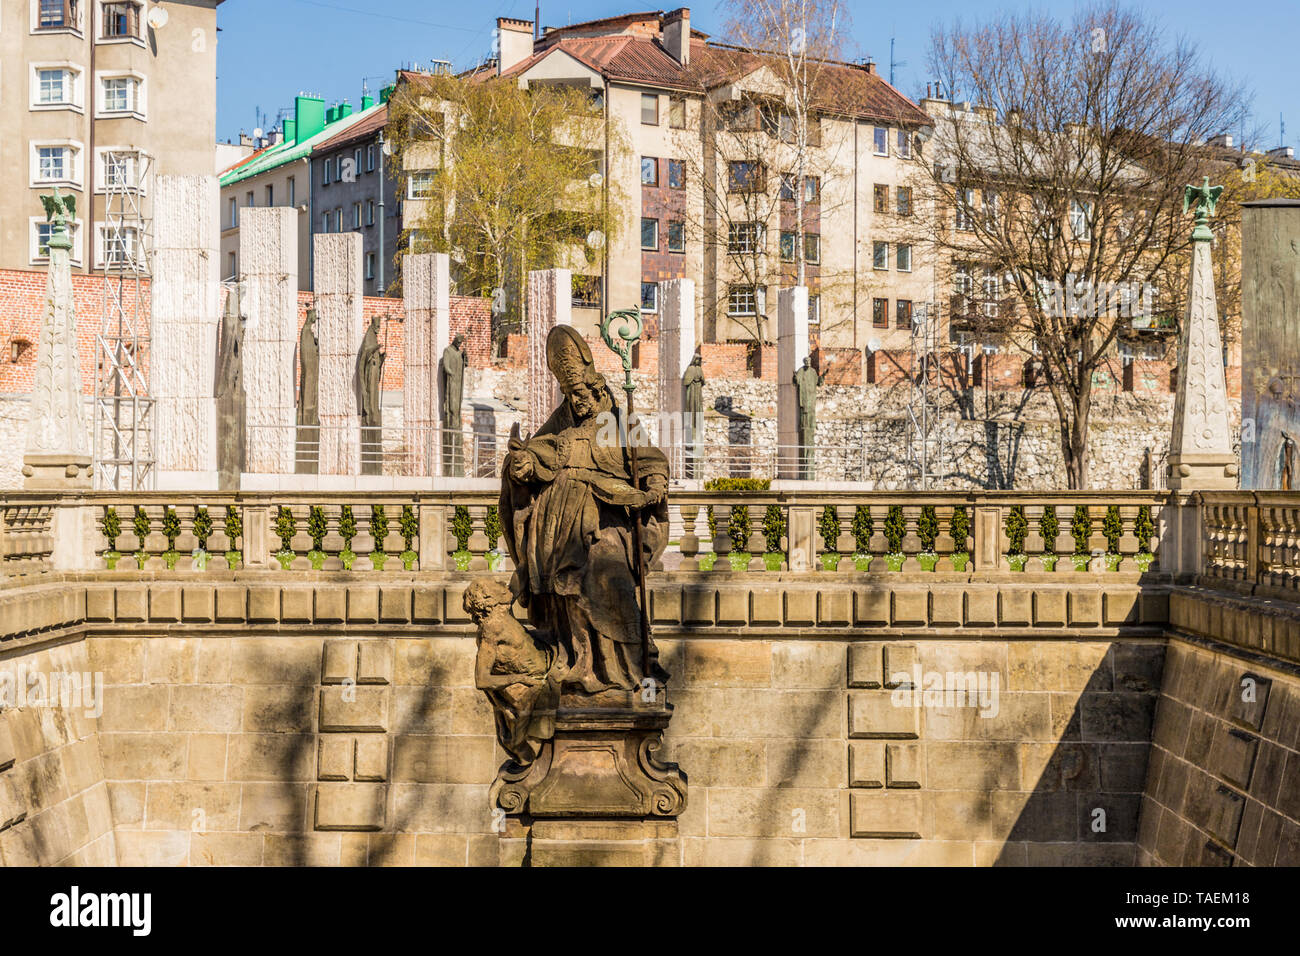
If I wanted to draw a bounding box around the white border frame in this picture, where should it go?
[29,61,85,112]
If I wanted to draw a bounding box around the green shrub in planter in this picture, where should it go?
[224,505,243,569]
[1102,505,1123,569]
[1135,552,1155,572]
[160,506,182,569]
[728,503,751,556]
[698,552,717,572]
[1071,553,1092,571]
[1071,506,1092,560]
[819,505,839,570]
[762,505,786,556]
[274,506,297,570]
[451,504,473,572]
[483,505,505,570]
[1039,555,1059,571]
[854,553,873,572]
[192,506,213,570]
[132,506,151,569]
[1005,505,1029,571]
[1039,507,1060,558]
[704,478,770,554]
[338,505,357,570]
[851,505,874,567]
[102,507,122,569]
[884,505,906,570]
[917,506,939,571]
[1134,505,1155,554]
[307,505,328,570]
[763,551,783,571]
[370,505,390,570]
[400,504,420,570]
[729,551,752,571]
[949,506,970,569]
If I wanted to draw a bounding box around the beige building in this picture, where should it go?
[406,10,937,355]
[0,0,224,273]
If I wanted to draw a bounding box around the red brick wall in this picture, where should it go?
[813,347,862,386]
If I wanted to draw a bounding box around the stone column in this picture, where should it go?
[403,252,450,476]
[240,208,299,474]
[23,191,92,489]
[1168,183,1236,491]
[314,233,364,476]
[1240,200,1300,489]
[657,278,696,478]
[527,268,571,435]
[152,175,221,488]
[776,286,809,480]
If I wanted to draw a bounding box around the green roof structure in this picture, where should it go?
[220,93,384,187]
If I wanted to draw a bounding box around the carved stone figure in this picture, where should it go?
[215,285,247,489]
[793,356,825,479]
[465,578,561,767]
[357,315,385,475]
[295,308,320,474]
[500,326,669,693]
[440,333,466,476]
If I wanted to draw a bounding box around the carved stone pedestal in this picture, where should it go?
[22,453,92,490]
[491,698,687,867]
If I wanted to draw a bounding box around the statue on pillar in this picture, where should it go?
[440,333,467,476]
[479,323,685,840]
[794,356,826,479]
[295,308,320,474]
[682,351,704,478]
[357,315,385,475]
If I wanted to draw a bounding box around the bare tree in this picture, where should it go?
[917,2,1250,488]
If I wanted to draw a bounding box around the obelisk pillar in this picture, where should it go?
[402,252,450,476]
[657,278,696,477]
[23,189,92,489]
[314,233,364,476]
[776,286,809,480]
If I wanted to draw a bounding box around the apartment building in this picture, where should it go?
[405,9,936,354]
[219,90,395,291]
[0,0,224,272]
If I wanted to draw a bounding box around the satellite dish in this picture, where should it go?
[586,230,605,249]
[147,6,169,28]
[588,172,604,189]
[382,139,395,157]
[253,127,265,140]
[867,337,882,353]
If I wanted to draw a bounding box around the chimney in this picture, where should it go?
[239,131,252,148]
[295,94,326,141]
[338,100,353,119]
[663,8,690,65]
[284,117,297,142]
[361,94,374,111]
[863,58,875,74]
[497,17,535,76]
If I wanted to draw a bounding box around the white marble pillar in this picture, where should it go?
[314,233,365,475]
[776,286,810,480]
[402,252,450,476]
[527,268,571,435]
[657,278,696,475]
[23,194,92,489]
[1168,215,1235,490]
[152,175,221,488]
[239,207,299,474]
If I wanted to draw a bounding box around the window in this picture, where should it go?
[779,174,796,201]
[873,184,889,214]
[780,231,796,262]
[37,68,77,106]
[354,149,363,177]
[982,267,1001,317]
[367,201,375,226]
[365,254,375,280]
[953,261,974,302]
[1070,199,1092,240]
[37,145,73,182]
[572,274,602,308]
[335,209,343,233]
[640,218,658,251]
[783,232,819,263]
[353,203,363,230]
[984,191,1000,230]
[873,126,888,155]
[102,2,141,38]
[408,171,436,199]
[287,177,296,206]
[367,145,376,172]
[778,173,818,202]
[669,97,685,129]
[1034,195,1059,240]
[956,187,975,231]
[641,156,658,186]
[667,220,685,254]
[101,225,140,267]
[101,76,140,114]
[640,281,658,312]
[102,149,140,190]
[323,159,332,186]
[727,222,763,255]
[265,184,274,206]
[38,0,78,29]
[873,241,889,270]
[667,159,684,190]
[896,186,913,217]
[641,94,659,125]
[228,197,238,229]
[896,244,912,272]
[32,218,81,263]
[727,161,762,193]
[728,285,758,316]
[809,294,820,325]
[896,299,913,330]
[896,128,912,159]
[245,191,254,208]
[227,251,237,280]
[321,212,331,233]
[872,297,889,328]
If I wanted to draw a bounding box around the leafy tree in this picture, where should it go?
[338,506,357,551]
[884,505,906,554]
[819,505,839,553]
[763,505,786,553]
[102,507,121,546]
[370,506,389,552]
[949,506,970,553]
[275,507,296,553]
[1102,505,1124,555]
[308,506,328,552]
[1133,505,1155,553]
[193,507,213,551]
[851,505,874,554]
[1071,505,1093,555]
[400,505,420,553]
[1005,505,1028,555]
[132,506,151,551]
[918,506,939,552]
[161,507,181,551]
[1039,506,1060,556]
[224,506,242,550]
[484,506,502,551]
[452,506,473,553]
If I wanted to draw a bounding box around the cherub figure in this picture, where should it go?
[464,578,560,767]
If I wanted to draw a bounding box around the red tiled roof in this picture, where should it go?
[220,144,274,177]
[313,104,389,154]
[496,34,929,125]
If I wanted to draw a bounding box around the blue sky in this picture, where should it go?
[216,0,1296,151]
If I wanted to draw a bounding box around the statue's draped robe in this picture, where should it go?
[683,363,704,440]
[500,403,669,692]
[794,365,819,448]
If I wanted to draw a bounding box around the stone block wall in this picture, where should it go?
[1137,637,1300,865]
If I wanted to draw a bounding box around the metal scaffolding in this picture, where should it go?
[905,301,947,488]
[92,150,155,490]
